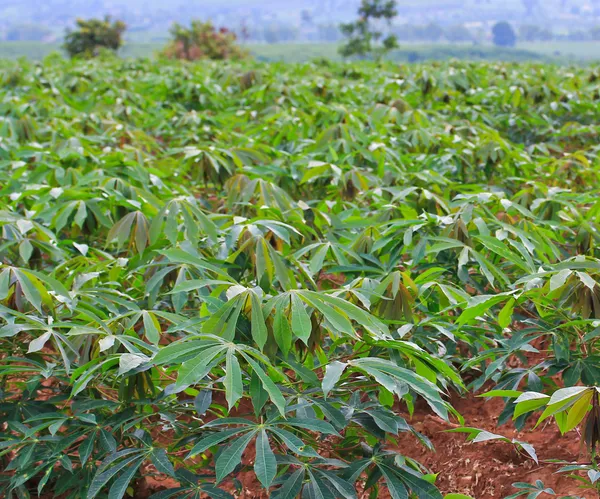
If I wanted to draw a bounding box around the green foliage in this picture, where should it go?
[492,21,517,47]
[339,0,398,60]
[2,56,600,497]
[162,20,247,61]
[63,16,126,58]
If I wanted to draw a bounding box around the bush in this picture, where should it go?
[63,16,126,58]
[162,20,247,61]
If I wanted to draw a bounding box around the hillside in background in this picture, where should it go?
[2,0,600,43]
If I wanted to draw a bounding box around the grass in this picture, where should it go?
[518,41,600,61]
[0,40,598,63]
[0,41,161,59]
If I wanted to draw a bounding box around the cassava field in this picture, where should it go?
[2,56,600,499]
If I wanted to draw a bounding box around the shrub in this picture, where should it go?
[162,20,247,61]
[63,16,126,58]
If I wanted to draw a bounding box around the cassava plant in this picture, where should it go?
[1,55,600,498]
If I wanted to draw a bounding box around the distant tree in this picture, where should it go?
[301,9,313,26]
[63,16,126,58]
[422,23,444,42]
[568,29,589,41]
[519,24,539,41]
[394,23,418,42]
[6,24,53,42]
[519,25,554,42]
[263,26,279,44]
[318,24,342,42]
[444,25,473,42]
[339,0,398,60]
[263,24,299,44]
[492,21,517,47]
[162,20,247,60]
[239,21,250,43]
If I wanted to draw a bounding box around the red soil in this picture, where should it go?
[134,390,596,499]
[395,392,594,499]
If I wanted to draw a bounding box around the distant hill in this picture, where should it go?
[1,0,598,41]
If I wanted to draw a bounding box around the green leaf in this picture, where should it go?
[194,389,213,415]
[291,293,312,344]
[548,386,590,406]
[272,468,304,499]
[188,428,251,458]
[565,390,593,433]
[251,291,268,350]
[142,311,161,345]
[14,268,44,313]
[79,432,96,464]
[154,340,218,365]
[479,390,522,398]
[549,268,571,291]
[273,299,292,356]
[87,453,142,499]
[498,298,515,329]
[118,353,149,375]
[283,418,340,436]
[0,268,10,300]
[107,458,145,499]
[215,431,257,484]
[151,448,175,476]
[304,471,337,499]
[513,392,550,419]
[176,345,226,388]
[250,370,269,416]
[396,468,443,499]
[322,361,347,398]
[224,349,243,410]
[255,429,277,489]
[456,294,513,326]
[243,355,286,416]
[269,427,320,457]
[378,466,409,499]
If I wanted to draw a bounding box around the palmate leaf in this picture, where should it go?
[378,465,409,499]
[322,361,348,398]
[255,429,277,488]
[175,344,227,388]
[188,427,253,458]
[152,336,287,414]
[271,468,305,499]
[241,354,287,416]
[349,357,450,420]
[149,470,234,499]
[87,451,147,499]
[215,432,257,484]
[1,266,54,313]
[106,211,150,253]
[150,197,219,245]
